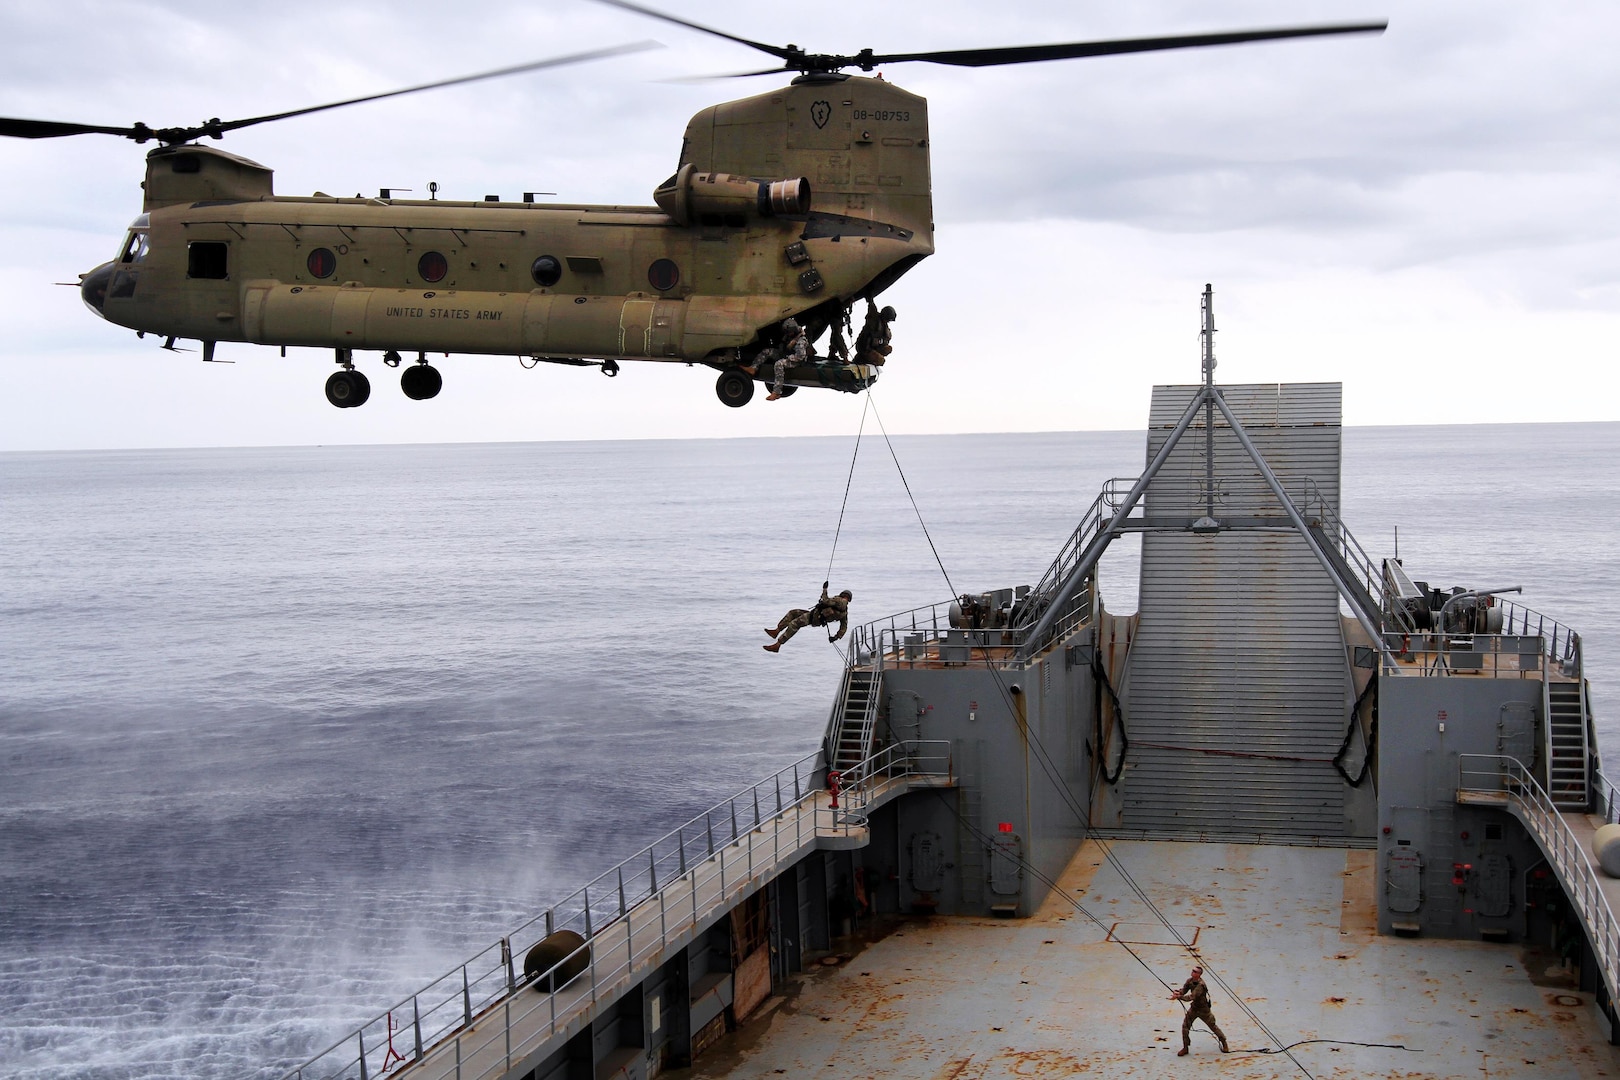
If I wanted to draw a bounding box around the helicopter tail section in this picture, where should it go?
[678,75,934,305]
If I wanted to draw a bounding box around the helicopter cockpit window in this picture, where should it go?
[187,241,228,280]
[119,231,149,264]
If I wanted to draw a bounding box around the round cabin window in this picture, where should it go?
[306,248,337,279]
[647,258,680,292]
[531,255,562,287]
[418,251,449,283]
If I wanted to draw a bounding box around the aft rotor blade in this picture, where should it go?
[869,23,1388,69]
[661,66,794,84]
[211,41,661,136]
[587,0,796,61]
[0,117,144,140]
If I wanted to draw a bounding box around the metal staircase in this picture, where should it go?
[828,666,883,775]
[1547,680,1590,810]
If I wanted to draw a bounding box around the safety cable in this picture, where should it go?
[826,395,871,584]
[866,393,958,598]
[863,416,1319,1079]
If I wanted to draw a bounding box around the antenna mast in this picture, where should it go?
[1200,283,1217,520]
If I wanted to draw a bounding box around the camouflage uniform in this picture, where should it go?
[757,326,810,398]
[855,303,895,366]
[1174,973,1228,1054]
[771,587,850,646]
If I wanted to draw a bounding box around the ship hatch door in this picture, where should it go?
[1475,853,1513,919]
[989,835,1023,897]
[908,831,945,892]
[1385,848,1424,914]
[1497,701,1536,769]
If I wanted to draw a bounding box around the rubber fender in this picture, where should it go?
[1593,823,1620,878]
[524,930,590,992]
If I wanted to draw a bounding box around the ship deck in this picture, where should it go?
[677,839,1620,1079]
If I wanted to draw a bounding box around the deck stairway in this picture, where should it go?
[1548,680,1590,810]
[828,668,883,774]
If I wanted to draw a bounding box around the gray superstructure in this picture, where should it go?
[283,291,1620,1080]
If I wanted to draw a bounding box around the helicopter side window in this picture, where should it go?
[187,241,229,280]
[119,231,149,264]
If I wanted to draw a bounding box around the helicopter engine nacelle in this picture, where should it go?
[653,163,810,227]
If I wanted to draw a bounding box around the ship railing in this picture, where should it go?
[1383,600,1581,679]
[850,599,1025,668]
[1380,631,1552,679]
[1495,599,1582,673]
[1017,478,1133,623]
[1595,768,1620,827]
[1456,754,1620,1008]
[278,741,952,1080]
[1295,477,1389,619]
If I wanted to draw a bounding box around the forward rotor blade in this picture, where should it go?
[0,41,658,144]
[210,41,661,136]
[587,0,795,61]
[0,117,143,140]
[869,23,1387,69]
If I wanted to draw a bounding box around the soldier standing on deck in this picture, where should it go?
[1170,964,1228,1056]
[764,582,851,652]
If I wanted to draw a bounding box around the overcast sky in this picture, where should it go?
[2,0,1617,450]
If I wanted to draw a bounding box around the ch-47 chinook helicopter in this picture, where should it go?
[5,3,1383,410]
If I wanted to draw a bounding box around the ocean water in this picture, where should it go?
[1,423,1618,1079]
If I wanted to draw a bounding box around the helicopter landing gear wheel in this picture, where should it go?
[401,363,442,400]
[777,385,797,398]
[716,369,754,408]
[325,369,371,408]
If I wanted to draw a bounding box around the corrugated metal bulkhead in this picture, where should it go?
[1120,383,1354,841]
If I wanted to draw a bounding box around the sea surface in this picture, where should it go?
[2,423,1618,1079]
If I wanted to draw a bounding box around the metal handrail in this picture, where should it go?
[279,742,951,1080]
[1456,753,1620,1007]
[1296,477,1384,616]
[1016,478,1133,629]
[1496,598,1582,670]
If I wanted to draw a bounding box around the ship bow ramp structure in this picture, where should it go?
[290,380,1620,1080]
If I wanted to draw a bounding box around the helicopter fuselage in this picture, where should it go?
[79,75,935,403]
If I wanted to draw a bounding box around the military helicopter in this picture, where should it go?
[4,3,1384,410]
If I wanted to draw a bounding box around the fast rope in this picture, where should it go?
[825,394,870,584]
[867,392,958,598]
[860,419,1318,1079]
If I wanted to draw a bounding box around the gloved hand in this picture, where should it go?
[823,580,830,590]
